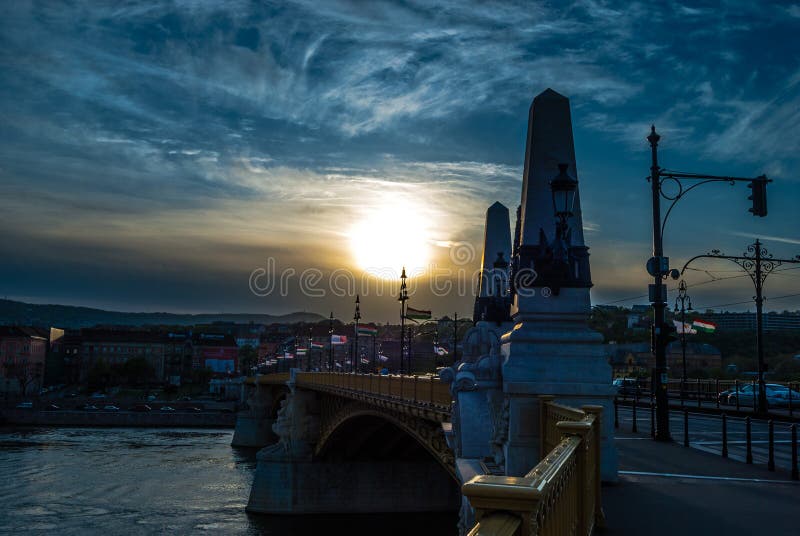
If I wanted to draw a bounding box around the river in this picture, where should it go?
[0,427,457,535]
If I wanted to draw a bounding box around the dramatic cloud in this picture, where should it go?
[1,0,799,318]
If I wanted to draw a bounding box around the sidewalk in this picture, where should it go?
[603,432,799,535]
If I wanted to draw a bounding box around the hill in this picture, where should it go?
[0,299,325,329]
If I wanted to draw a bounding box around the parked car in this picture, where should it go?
[90,392,107,399]
[102,405,120,411]
[132,404,152,412]
[159,406,175,412]
[81,404,99,411]
[15,401,33,409]
[612,378,641,397]
[765,385,800,407]
[186,406,202,412]
[45,404,60,411]
[727,384,791,408]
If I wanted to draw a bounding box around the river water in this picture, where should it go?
[0,427,457,535]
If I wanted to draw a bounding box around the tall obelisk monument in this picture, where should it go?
[501,89,617,480]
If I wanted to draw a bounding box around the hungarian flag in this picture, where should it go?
[331,335,348,345]
[296,348,307,356]
[360,357,370,364]
[692,319,717,333]
[311,342,324,349]
[406,307,432,321]
[284,352,294,360]
[672,320,697,335]
[357,325,378,336]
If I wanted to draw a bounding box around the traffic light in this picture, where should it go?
[748,176,768,217]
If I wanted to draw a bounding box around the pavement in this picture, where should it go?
[604,430,800,535]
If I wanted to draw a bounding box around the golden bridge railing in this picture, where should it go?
[463,398,604,536]
[293,372,452,412]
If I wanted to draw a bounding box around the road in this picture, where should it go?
[616,406,798,475]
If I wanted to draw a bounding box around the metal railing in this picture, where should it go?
[294,372,452,411]
[463,399,604,536]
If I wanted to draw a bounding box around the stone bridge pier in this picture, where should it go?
[230,377,289,448]
[243,371,461,515]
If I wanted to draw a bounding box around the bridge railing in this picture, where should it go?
[294,372,452,411]
[463,399,604,536]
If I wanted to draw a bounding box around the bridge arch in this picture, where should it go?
[314,396,457,483]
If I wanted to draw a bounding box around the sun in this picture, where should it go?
[349,203,432,278]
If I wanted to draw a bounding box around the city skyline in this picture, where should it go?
[2,1,800,322]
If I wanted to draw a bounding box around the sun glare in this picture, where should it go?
[349,203,432,278]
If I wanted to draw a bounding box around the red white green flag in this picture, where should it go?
[357,325,378,336]
[311,342,324,349]
[405,307,431,321]
[692,319,717,333]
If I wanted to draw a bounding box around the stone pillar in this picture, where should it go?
[501,89,617,481]
[231,383,279,448]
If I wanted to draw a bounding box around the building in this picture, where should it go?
[701,311,800,332]
[78,328,167,382]
[192,333,238,375]
[0,326,49,395]
[665,342,722,374]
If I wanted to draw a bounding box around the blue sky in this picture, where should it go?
[1,1,799,321]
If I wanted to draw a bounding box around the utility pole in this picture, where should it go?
[452,312,459,365]
[647,125,770,440]
[682,240,800,413]
[398,267,408,374]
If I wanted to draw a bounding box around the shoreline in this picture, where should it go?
[0,408,236,428]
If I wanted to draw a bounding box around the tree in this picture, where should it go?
[238,345,258,375]
[122,357,155,386]
[4,360,42,396]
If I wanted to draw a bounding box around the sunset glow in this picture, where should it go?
[349,202,432,278]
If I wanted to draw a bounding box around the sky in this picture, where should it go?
[1,0,800,322]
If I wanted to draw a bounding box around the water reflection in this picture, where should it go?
[0,427,457,535]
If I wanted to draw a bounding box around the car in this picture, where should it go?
[146,395,156,402]
[612,378,641,397]
[65,392,78,398]
[81,404,99,411]
[764,385,800,407]
[186,406,202,412]
[159,406,175,412]
[102,405,120,411]
[132,404,152,412]
[15,401,33,409]
[179,396,192,401]
[90,392,107,399]
[45,404,60,411]
[727,383,790,408]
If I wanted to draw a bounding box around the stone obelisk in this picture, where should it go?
[473,202,512,323]
[501,89,618,481]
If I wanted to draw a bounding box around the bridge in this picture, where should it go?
[234,370,606,535]
[232,89,619,535]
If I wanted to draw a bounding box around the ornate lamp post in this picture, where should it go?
[673,280,693,397]
[550,163,578,243]
[353,295,361,374]
[328,311,334,372]
[398,267,409,374]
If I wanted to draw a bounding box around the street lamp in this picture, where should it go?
[550,163,578,241]
[673,280,693,399]
[328,311,334,372]
[398,267,409,374]
[353,295,361,374]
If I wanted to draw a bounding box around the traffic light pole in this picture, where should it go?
[681,240,800,413]
[647,125,770,440]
